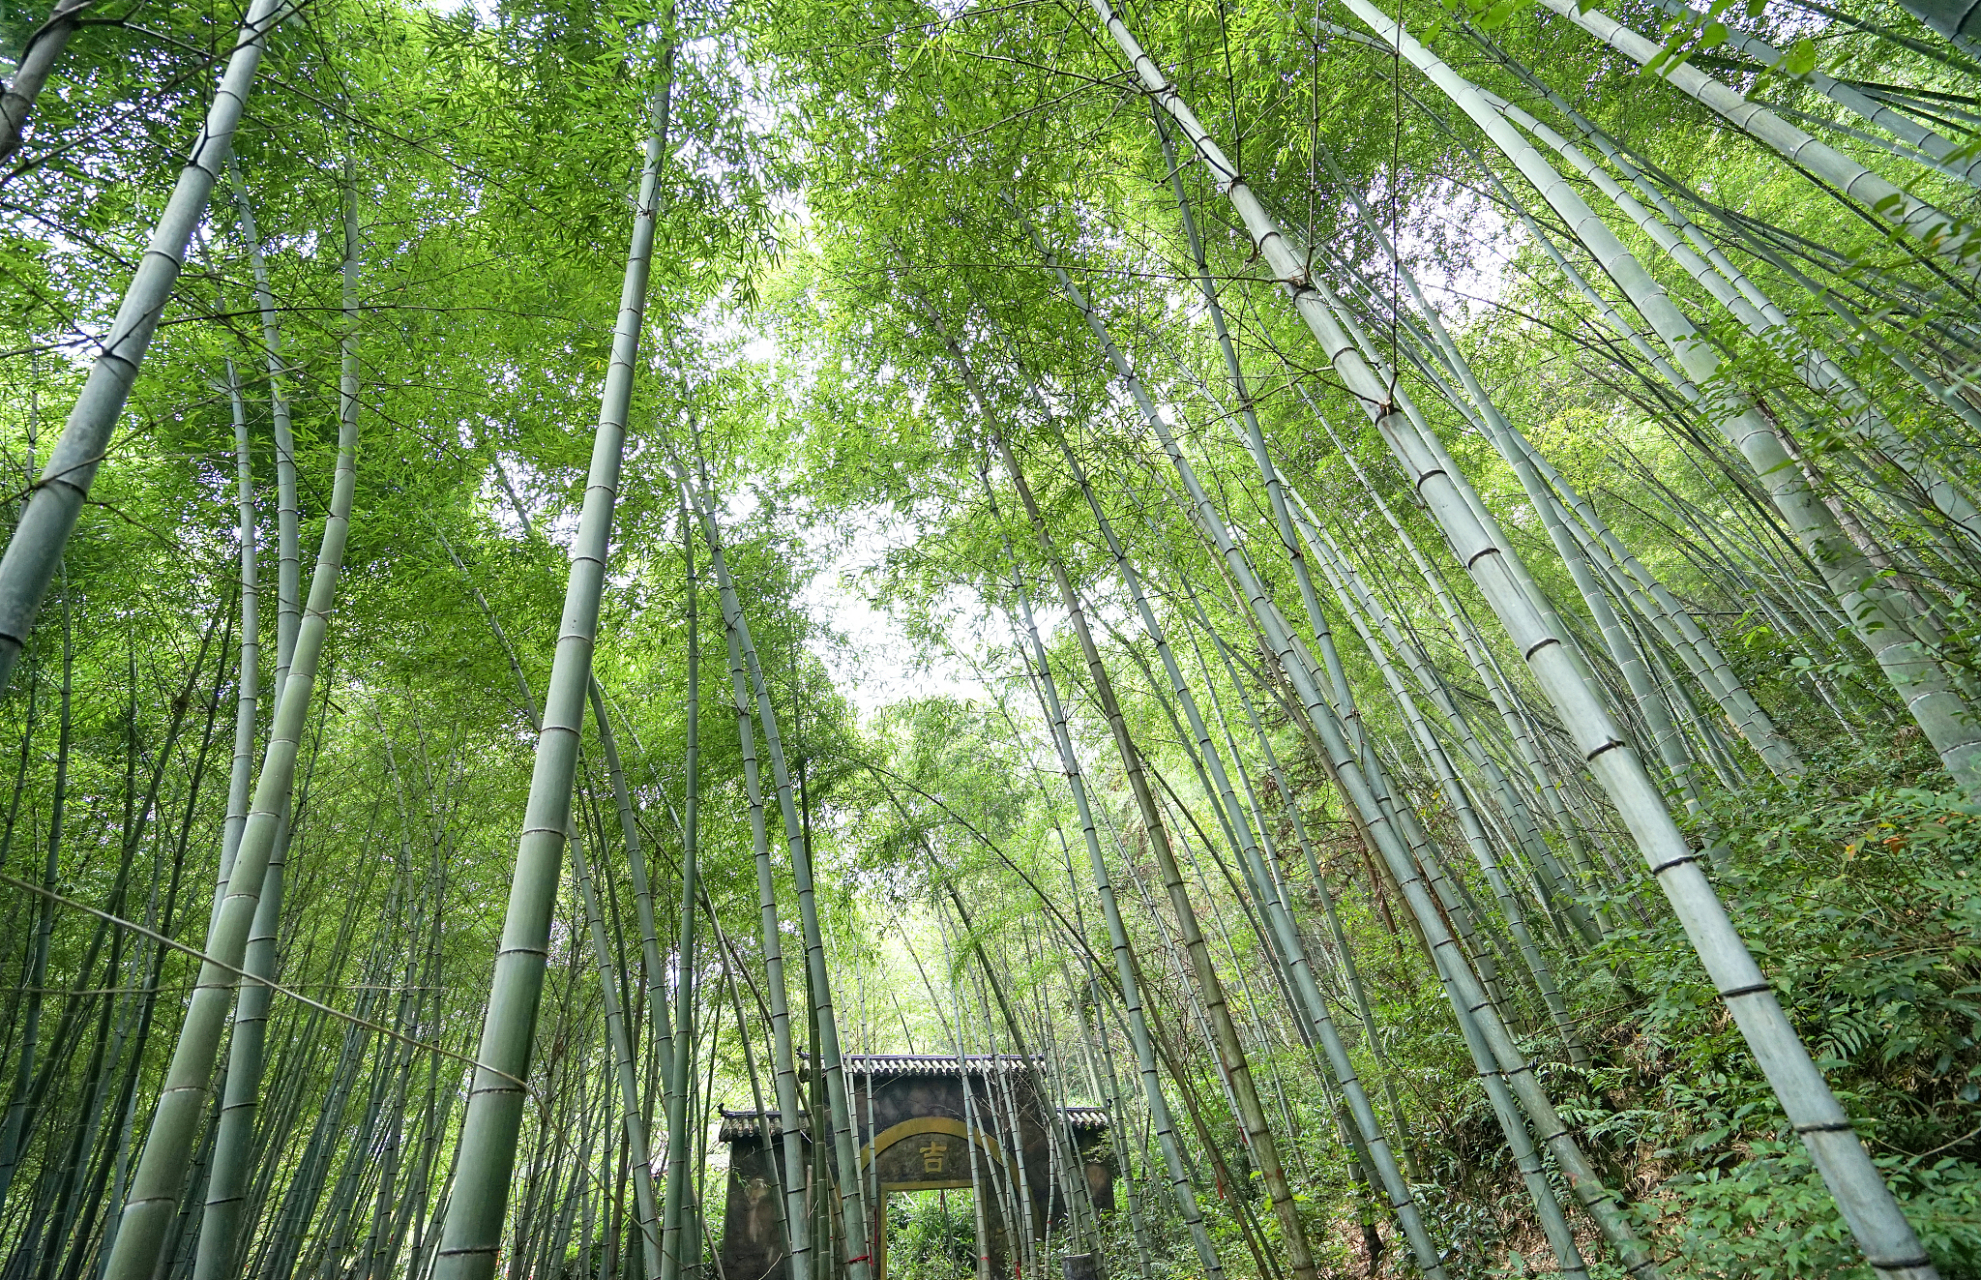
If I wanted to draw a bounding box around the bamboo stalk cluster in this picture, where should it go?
[2,0,1980,1278]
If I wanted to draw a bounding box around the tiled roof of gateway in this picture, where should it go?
[839,1053,1045,1077]
[1062,1106,1109,1132]
[716,1108,803,1142]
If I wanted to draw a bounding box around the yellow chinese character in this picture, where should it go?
[919,1139,946,1174]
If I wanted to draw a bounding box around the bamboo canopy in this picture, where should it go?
[0,1,1979,1279]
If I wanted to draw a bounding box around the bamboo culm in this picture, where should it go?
[1539,0,1979,271]
[911,284,1318,1280]
[0,0,90,162]
[689,470,872,1280]
[0,0,294,695]
[226,153,302,695]
[98,165,361,1280]
[1483,85,1981,557]
[1049,428,1450,1278]
[568,822,665,1280]
[432,100,664,1280]
[708,535,813,1280]
[659,512,701,1280]
[188,354,269,1280]
[992,534,1226,1280]
[1390,0,1981,790]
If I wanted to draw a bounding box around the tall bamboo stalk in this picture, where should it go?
[568,822,664,1280]
[99,157,361,1280]
[432,98,665,1280]
[1286,408,1600,933]
[1316,149,1778,794]
[707,527,812,1280]
[0,566,68,1215]
[189,354,266,1280]
[225,155,300,692]
[689,467,872,1280]
[1483,85,1981,558]
[659,516,701,1280]
[1194,603,1426,1181]
[1302,521,1587,1060]
[1539,0,1978,271]
[1367,0,1979,792]
[1035,186,1660,1271]
[0,0,294,694]
[0,0,90,161]
[1050,427,1450,1275]
[586,680,673,1083]
[909,283,1320,1280]
[992,523,1226,1280]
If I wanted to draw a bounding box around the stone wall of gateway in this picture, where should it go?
[715,1057,1114,1280]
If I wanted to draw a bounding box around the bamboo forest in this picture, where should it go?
[12,0,1981,1275]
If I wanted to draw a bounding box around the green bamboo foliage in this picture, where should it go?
[1537,0,1978,267]
[7,6,1981,1280]
[431,102,665,1280]
[0,0,294,695]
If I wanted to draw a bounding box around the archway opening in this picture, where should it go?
[878,1188,986,1280]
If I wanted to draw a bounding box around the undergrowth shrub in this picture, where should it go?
[1568,754,1981,1278]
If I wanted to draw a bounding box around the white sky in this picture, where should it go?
[800,529,989,716]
